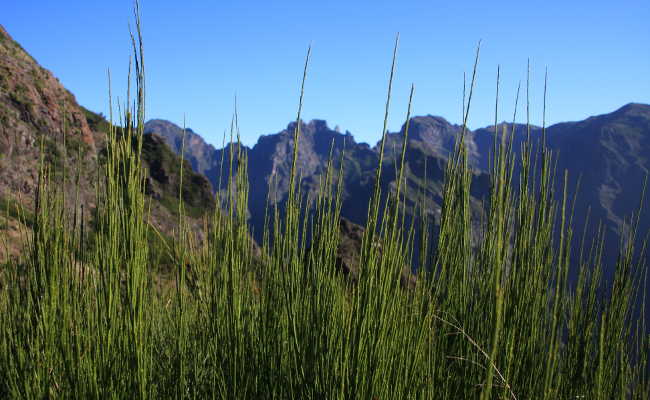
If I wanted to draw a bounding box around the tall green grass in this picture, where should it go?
[1,4,648,398]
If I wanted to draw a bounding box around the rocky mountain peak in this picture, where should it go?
[612,102,650,118]
[284,119,332,138]
[403,115,459,145]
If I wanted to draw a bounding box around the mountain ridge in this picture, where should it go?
[145,102,650,276]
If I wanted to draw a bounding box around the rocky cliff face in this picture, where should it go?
[0,27,95,149]
[0,25,96,204]
[0,25,99,260]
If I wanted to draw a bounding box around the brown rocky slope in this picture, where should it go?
[0,25,215,265]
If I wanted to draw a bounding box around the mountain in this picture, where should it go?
[547,104,650,270]
[146,104,650,277]
[145,118,492,243]
[472,106,650,263]
[0,25,215,263]
[548,104,649,224]
[144,119,221,180]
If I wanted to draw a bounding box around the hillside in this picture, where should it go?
[0,25,215,264]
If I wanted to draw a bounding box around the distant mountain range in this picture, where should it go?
[145,104,650,276]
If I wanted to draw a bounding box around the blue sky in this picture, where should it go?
[3,1,649,146]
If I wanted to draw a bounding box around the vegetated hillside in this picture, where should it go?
[0,25,215,263]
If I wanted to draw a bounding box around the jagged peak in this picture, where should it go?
[396,114,460,135]
[146,118,174,125]
[285,118,331,133]
[391,115,461,146]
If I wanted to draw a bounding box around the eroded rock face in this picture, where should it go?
[336,217,365,281]
[144,118,470,247]
[1,24,101,229]
[0,25,95,150]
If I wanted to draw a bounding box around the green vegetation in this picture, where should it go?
[0,5,648,399]
[63,133,89,160]
[41,135,63,169]
[84,106,214,219]
[140,132,214,219]
[34,133,88,182]
[0,195,35,228]
[83,106,112,133]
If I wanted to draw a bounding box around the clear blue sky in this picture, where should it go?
[3,1,649,146]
